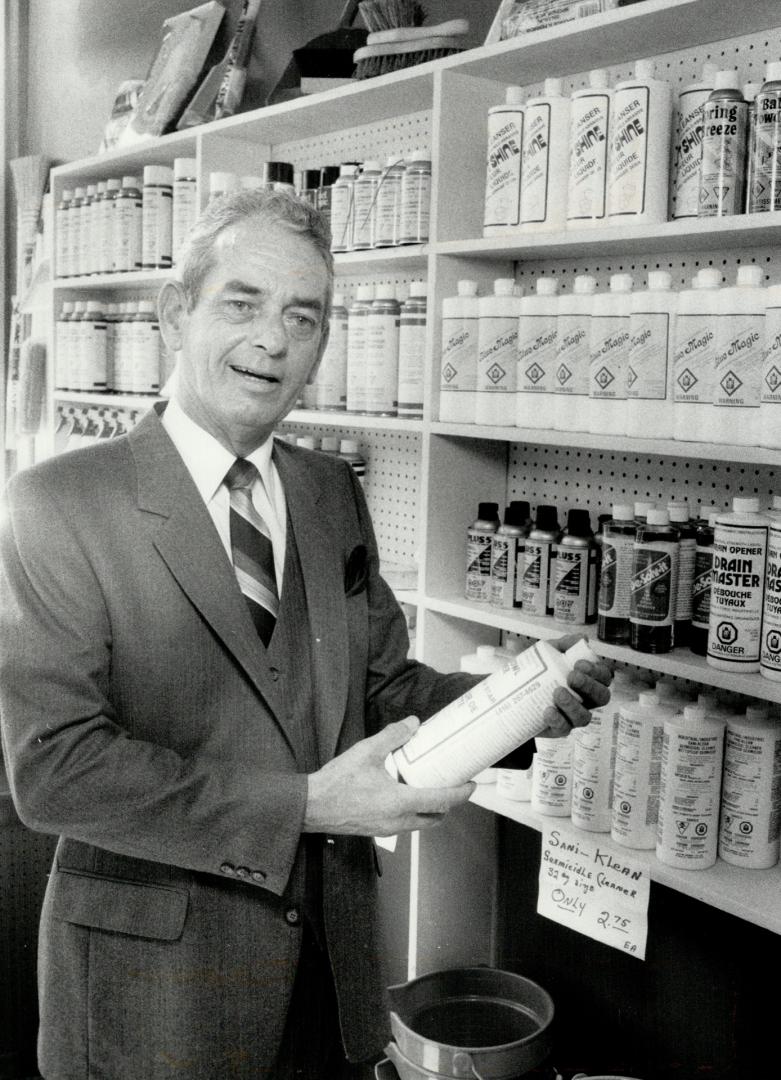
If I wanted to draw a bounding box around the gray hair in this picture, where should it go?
[177,188,334,323]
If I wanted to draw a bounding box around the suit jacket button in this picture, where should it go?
[220,862,236,876]
[235,866,250,879]
[251,870,266,883]
[285,906,301,926]
[269,666,280,681]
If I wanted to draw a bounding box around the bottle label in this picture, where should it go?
[374,173,401,246]
[590,314,630,399]
[675,537,696,621]
[555,311,590,396]
[708,521,767,665]
[517,314,557,394]
[352,179,377,248]
[490,534,519,608]
[441,316,478,394]
[691,546,713,630]
[629,541,677,626]
[466,532,493,602]
[627,311,670,400]
[521,539,551,615]
[397,312,426,415]
[761,526,781,674]
[484,111,523,227]
[713,313,764,409]
[478,316,517,394]
[598,534,634,618]
[607,85,650,216]
[316,315,348,410]
[750,93,781,213]
[399,172,431,243]
[567,92,611,221]
[699,97,748,216]
[520,102,552,224]
[673,313,718,404]
[554,547,589,624]
[330,185,354,250]
[761,305,781,406]
[672,87,710,218]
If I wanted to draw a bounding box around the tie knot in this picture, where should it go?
[224,458,259,492]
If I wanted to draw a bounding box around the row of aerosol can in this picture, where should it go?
[484,59,781,234]
[439,266,781,449]
[303,284,427,417]
[469,647,781,871]
[465,494,781,677]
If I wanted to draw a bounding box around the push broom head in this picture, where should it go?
[358,0,426,32]
[10,154,50,253]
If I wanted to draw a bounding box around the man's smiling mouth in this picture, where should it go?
[230,364,279,383]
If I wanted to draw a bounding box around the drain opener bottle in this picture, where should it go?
[553,508,598,626]
[588,273,634,436]
[465,502,500,603]
[760,519,781,681]
[521,504,561,617]
[672,268,722,442]
[387,638,598,788]
[707,496,769,673]
[707,264,765,446]
[516,276,559,430]
[656,704,725,870]
[698,70,748,218]
[566,68,613,229]
[598,502,637,645]
[490,501,530,610]
[760,282,781,449]
[625,270,676,440]
[629,507,679,654]
[669,503,696,648]
[607,58,673,226]
[476,278,521,427]
[483,86,524,235]
[748,62,781,213]
[719,709,781,869]
[671,63,716,219]
[690,507,718,656]
[440,280,480,423]
[519,77,570,232]
[554,273,596,431]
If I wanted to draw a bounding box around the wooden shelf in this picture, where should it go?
[471,783,781,936]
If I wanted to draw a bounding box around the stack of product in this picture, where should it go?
[329,154,431,252]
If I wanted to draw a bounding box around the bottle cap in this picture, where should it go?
[503,503,527,527]
[121,177,140,190]
[143,164,173,186]
[699,267,722,288]
[743,82,762,102]
[610,273,634,292]
[332,292,346,307]
[340,438,360,454]
[588,68,608,89]
[297,436,316,450]
[264,161,294,185]
[732,496,761,513]
[494,278,516,296]
[639,690,661,707]
[509,499,531,523]
[478,502,500,521]
[543,77,563,96]
[564,638,598,666]
[360,161,382,174]
[765,61,781,84]
[300,168,322,189]
[457,280,479,296]
[647,508,670,525]
[385,154,405,168]
[505,85,524,105]
[535,504,559,531]
[745,703,771,722]
[86,184,96,196]
[707,508,721,526]
[713,69,740,91]
[86,300,103,313]
[339,164,358,177]
[96,181,107,194]
[356,284,376,301]
[634,501,653,518]
[62,189,73,201]
[648,270,672,291]
[241,175,264,190]
[566,508,592,535]
[573,274,597,295]
[320,436,339,452]
[612,503,634,520]
[772,494,781,510]
[374,284,397,301]
[737,264,763,287]
[61,301,75,314]
[476,645,497,660]
[683,705,708,722]
[408,281,428,297]
[320,165,341,186]
[635,58,656,80]
[536,276,559,296]
[105,178,122,192]
[174,157,197,179]
[407,149,430,164]
[668,504,690,523]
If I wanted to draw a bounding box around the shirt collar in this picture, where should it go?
[162,397,276,505]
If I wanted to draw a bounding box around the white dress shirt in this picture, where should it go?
[161,397,287,588]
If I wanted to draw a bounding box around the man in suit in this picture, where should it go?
[0,189,611,1079]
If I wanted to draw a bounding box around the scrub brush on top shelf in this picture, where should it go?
[353,19,469,79]
[358,0,426,32]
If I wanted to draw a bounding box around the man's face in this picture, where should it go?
[174,216,329,455]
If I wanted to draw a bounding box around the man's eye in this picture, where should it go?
[225,299,252,314]
[288,314,318,337]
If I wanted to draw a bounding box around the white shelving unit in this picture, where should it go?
[42,0,781,952]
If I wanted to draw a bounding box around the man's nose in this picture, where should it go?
[249,312,287,356]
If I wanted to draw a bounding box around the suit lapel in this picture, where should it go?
[274,443,350,763]
[127,408,297,757]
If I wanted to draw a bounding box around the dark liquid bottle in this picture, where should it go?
[690,511,716,655]
[598,503,636,644]
[630,508,679,654]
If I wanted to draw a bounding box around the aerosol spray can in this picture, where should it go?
[748,62,781,213]
[521,504,561,617]
[553,508,598,626]
[466,502,500,602]
[490,501,531,609]
[698,70,748,218]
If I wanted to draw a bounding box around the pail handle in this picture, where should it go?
[452,1051,487,1079]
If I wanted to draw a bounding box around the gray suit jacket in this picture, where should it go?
[0,407,475,1079]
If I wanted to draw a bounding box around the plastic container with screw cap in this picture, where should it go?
[553,508,598,626]
[707,264,765,446]
[476,278,521,427]
[588,273,633,436]
[567,68,613,228]
[612,690,676,850]
[490,502,530,610]
[397,281,427,418]
[55,188,73,278]
[719,710,781,868]
[690,508,718,656]
[671,64,717,219]
[113,176,142,272]
[519,77,570,232]
[398,150,431,244]
[374,155,405,248]
[516,276,559,430]
[629,508,679,654]
[669,503,696,648]
[554,274,595,431]
[172,157,198,263]
[626,270,676,440]
[743,80,763,214]
[761,519,781,680]
[597,503,636,645]
[672,268,722,442]
[440,280,480,423]
[760,283,781,449]
[484,86,524,235]
[94,178,120,275]
[142,165,173,269]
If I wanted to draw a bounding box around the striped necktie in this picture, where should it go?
[224,458,279,647]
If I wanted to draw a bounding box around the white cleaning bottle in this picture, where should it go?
[707,264,765,446]
[476,278,521,427]
[531,734,574,817]
[719,711,781,869]
[612,690,676,850]
[671,64,717,219]
[672,268,722,442]
[516,276,559,430]
[554,274,595,431]
[588,273,633,436]
[626,270,676,439]
[760,282,781,448]
[519,78,570,232]
[567,69,613,229]
[607,58,672,226]
[484,86,525,236]
[440,280,480,423]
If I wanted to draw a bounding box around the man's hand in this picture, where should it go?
[304,717,475,837]
[536,634,613,738]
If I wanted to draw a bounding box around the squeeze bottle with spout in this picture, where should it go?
[671,64,716,219]
[567,69,613,229]
[484,87,524,235]
[554,274,595,431]
[707,264,765,446]
[588,273,633,435]
[519,78,570,232]
[516,276,559,429]
[476,279,521,427]
[626,270,676,439]
[672,268,722,442]
[440,280,480,423]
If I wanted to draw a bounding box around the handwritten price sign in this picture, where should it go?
[537,823,650,959]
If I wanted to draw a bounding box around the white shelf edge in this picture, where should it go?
[55,391,160,410]
[470,783,781,936]
[283,410,423,433]
[422,594,781,703]
[335,245,428,270]
[53,270,171,290]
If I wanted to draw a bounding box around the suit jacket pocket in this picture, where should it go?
[51,866,188,941]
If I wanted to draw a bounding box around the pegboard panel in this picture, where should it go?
[278,421,421,567]
[507,443,781,522]
[274,109,431,171]
[335,267,427,304]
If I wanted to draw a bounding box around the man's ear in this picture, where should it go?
[158,280,188,354]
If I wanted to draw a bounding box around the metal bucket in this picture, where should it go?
[382,966,554,1079]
